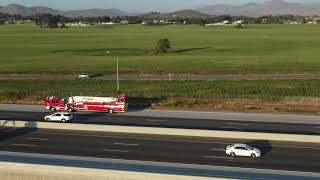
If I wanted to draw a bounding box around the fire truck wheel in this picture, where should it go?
[67,108,73,112]
[50,107,56,112]
[108,109,114,114]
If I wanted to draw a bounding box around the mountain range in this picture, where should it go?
[1,0,320,17]
[198,0,320,17]
[0,3,128,17]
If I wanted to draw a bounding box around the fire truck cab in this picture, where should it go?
[44,97,68,112]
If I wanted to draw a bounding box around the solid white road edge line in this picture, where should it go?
[27,138,48,141]
[11,144,37,147]
[114,142,139,146]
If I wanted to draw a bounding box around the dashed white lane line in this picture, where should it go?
[37,131,231,145]
[104,149,129,153]
[211,149,225,151]
[11,144,37,147]
[227,123,249,126]
[204,155,233,160]
[35,131,320,150]
[114,142,139,146]
[27,138,48,141]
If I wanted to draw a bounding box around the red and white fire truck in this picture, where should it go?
[44,95,126,114]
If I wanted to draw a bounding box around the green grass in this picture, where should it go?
[0,80,319,104]
[1,23,320,74]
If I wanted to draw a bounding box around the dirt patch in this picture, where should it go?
[152,98,320,115]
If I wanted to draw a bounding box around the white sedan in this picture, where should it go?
[44,113,74,123]
[77,74,91,79]
[226,144,261,158]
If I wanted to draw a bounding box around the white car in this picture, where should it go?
[77,74,91,79]
[226,144,261,158]
[44,113,74,123]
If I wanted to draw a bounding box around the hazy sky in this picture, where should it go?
[0,0,318,12]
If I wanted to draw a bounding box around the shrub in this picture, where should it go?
[155,38,171,54]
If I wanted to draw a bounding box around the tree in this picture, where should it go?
[34,14,59,28]
[155,38,171,54]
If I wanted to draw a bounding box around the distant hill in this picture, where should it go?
[64,8,127,17]
[167,9,209,18]
[198,0,320,17]
[0,4,127,17]
[0,4,60,16]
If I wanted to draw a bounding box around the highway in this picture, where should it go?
[1,110,320,135]
[0,127,320,173]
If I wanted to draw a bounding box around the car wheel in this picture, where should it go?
[46,118,51,122]
[50,107,56,112]
[61,119,66,123]
[108,109,114,114]
[230,152,236,157]
[250,153,256,159]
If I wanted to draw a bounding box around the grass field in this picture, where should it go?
[1,23,320,75]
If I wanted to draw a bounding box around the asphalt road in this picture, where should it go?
[1,110,320,135]
[2,74,320,80]
[1,127,320,173]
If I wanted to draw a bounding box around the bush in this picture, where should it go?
[235,24,246,29]
[155,38,171,54]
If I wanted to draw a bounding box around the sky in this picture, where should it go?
[0,0,318,12]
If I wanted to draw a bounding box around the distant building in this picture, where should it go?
[100,22,115,25]
[120,20,129,24]
[234,20,244,25]
[65,22,91,27]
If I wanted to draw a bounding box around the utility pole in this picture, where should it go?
[117,56,120,93]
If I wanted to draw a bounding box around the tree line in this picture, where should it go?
[0,12,316,28]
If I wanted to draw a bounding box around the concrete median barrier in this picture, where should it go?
[1,120,320,143]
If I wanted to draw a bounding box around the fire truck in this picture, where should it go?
[44,95,126,114]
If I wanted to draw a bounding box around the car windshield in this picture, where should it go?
[246,145,254,150]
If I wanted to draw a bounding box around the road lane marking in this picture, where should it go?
[221,127,244,130]
[211,148,225,151]
[104,149,129,153]
[146,119,168,122]
[227,123,249,126]
[37,131,231,145]
[27,138,48,141]
[0,113,25,115]
[11,144,37,147]
[114,142,139,146]
[204,155,233,160]
[36,131,320,150]
[270,145,320,150]
[137,123,155,126]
